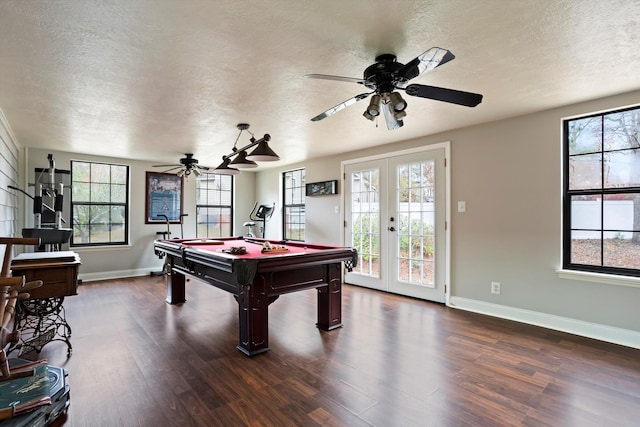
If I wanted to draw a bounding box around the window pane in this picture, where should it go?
[571,195,601,232]
[111,206,125,225]
[72,182,90,202]
[570,231,601,266]
[569,153,601,190]
[568,116,602,155]
[111,165,127,184]
[603,231,640,269]
[110,224,125,242]
[90,224,110,243]
[111,183,127,203]
[604,149,640,188]
[72,162,90,182]
[91,163,111,183]
[604,110,640,151]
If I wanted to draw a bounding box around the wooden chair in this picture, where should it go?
[0,237,43,381]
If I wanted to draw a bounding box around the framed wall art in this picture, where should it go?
[305,180,338,196]
[145,171,183,224]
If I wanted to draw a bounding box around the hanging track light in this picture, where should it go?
[213,157,240,175]
[214,123,280,174]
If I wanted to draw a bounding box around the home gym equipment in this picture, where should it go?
[243,202,275,238]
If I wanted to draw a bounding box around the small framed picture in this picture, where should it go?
[306,180,338,196]
[145,172,183,223]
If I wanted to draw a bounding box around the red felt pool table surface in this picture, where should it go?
[179,238,325,258]
[153,236,357,356]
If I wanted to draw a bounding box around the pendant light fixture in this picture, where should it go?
[214,123,280,174]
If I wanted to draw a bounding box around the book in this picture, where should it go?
[0,362,51,420]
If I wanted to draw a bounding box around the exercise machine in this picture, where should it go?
[243,202,275,238]
[151,213,188,276]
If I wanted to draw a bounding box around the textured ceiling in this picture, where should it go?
[1,0,639,170]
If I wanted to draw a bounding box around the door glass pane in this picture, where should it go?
[350,169,380,277]
[397,161,434,286]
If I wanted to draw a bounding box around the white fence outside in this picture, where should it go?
[572,200,634,239]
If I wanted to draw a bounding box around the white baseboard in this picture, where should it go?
[449,296,640,350]
[79,268,159,282]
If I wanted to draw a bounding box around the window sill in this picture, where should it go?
[557,269,640,288]
[72,244,132,252]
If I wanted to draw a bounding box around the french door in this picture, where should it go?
[344,146,447,302]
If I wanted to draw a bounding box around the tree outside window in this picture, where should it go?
[564,105,640,276]
[71,160,129,246]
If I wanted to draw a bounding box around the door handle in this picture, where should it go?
[388,226,396,232]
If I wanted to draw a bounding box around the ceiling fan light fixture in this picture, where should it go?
[213,158,240,175]
[389,92,406,112]
[367,94,381,117]
[393,109,407,120]
[306,48,483,130]
[229,150,258,169]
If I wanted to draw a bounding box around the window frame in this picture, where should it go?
[562,104,640,278]
[195,172,234,238]
[70,160,130,247]
[282,168,306,241]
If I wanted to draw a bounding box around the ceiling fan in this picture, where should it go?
[153,153,211,177]
[305,47,483,130]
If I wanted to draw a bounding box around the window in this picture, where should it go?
[283,169,305,241]
[71,160,129,246]
[196,173,233,238]
[563,104,640,276]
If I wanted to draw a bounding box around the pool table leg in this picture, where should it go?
[316,263,343,331]
[236,283,277,356]
[165,268,186,304]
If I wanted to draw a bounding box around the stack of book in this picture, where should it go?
[0,359,69,427]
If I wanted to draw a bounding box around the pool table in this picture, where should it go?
[153,237,357,356]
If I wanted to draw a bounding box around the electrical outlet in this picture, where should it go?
[491,281,501,294]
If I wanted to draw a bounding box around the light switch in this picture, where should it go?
[457,201,466,213]
[334,205,339,214]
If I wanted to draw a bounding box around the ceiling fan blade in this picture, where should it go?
[160,166,183,173]
[194,165,210,170]
[153,164,181,168]
[305,74,365,85]
[310,92,372,121]
[396,47,456,82]
[381,101,404,130]
[404,84,483,107]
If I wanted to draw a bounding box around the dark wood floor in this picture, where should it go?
[21,275,640,427]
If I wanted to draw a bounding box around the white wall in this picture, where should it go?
[255,89,640,344]
[0,109,20,239]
